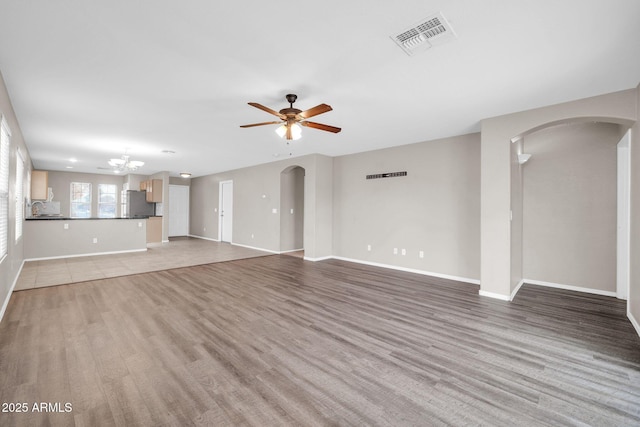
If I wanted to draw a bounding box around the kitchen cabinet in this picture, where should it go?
[140,179,163,202]
[146,216,162,244]
[31,170,49,200]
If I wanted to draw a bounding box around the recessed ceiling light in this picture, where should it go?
[179,172,191,178]
[161,150,176,154]
[69,158,78,163]
[66,166,73,169]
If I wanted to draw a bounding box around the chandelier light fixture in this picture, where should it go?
[108,153,144,173]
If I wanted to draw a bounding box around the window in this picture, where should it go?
[0,116,10,260]
[15,151,24,240]
[70,182,91,218]
[0,116,11,259]
[98,184,117,218]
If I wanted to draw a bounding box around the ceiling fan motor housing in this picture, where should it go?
[285,94,297,104]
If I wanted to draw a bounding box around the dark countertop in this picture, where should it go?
[26,216,162,221]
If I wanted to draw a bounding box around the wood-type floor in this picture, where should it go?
[1,255,639,426]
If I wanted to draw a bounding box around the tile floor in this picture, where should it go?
[15,237,271,290]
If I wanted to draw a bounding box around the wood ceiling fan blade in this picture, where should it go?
[248,102,286,119]
[300,121,342,133]
[296,104,332,120]
[240,121,283,128]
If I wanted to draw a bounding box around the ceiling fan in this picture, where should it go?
[240,94,341,140]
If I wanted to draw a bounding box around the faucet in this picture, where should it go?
[31,200,44,216]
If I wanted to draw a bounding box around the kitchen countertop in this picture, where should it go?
[26,216,162,220]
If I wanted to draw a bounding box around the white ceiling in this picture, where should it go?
[0,0,639,178]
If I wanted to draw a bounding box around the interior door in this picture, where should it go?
[219,180,233,242]
[169,185,190,237]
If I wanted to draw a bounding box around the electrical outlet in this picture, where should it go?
[401,249,406,256]
[251,234,254,239]
[419,250,424,258]
[393,248,398,255]
[290,208,294,214]
[367,244,371,251]
[63,223,69,230]
[93,237,98,244]
[138,222,142,228]
[272,208,278,214]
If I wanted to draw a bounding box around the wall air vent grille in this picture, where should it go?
[366,171,407,180]
[391,12,456,56]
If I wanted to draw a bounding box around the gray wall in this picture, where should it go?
[510,138,524,294]
[0,71,34,321]
[481,88,637,299]
[630,83,640,332]
[332,133,481,281]
[522,122,619,292]
[23,218,147,260]
[46,171,125,217]
[189,154,333,260]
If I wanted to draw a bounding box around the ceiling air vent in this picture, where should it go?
[391,12,456,56]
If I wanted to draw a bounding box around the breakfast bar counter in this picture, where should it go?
[24,217,148,260]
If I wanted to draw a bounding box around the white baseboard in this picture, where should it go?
[184,237,301,256]
[187,234,220,242]
[24,248,148,262]
[628,309,640,338]
[330,256,481,285]
[304,256,333,262]
[524,279,617,297]
[0,259,26,323]
[231,242,279,254]
[478,290,511,301]
[510,279,525,301]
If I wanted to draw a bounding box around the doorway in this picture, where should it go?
[219,180,233,243]
[169,185,190,237]
[521,122,625,295]
[280,166,305,254]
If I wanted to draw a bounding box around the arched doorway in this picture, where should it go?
[280,166,305,255]
[511,118,632,299]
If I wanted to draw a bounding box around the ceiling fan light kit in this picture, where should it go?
[240,94,341,140]
[276,123,302,140]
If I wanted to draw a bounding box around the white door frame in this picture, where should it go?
[218,180,233,243]
[617,131,631,300]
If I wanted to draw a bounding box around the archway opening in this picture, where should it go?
[512,119,631,298]
[280,166,305,256]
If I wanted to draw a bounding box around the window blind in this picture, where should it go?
[15,150,24,241]
[0,116,10,260]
